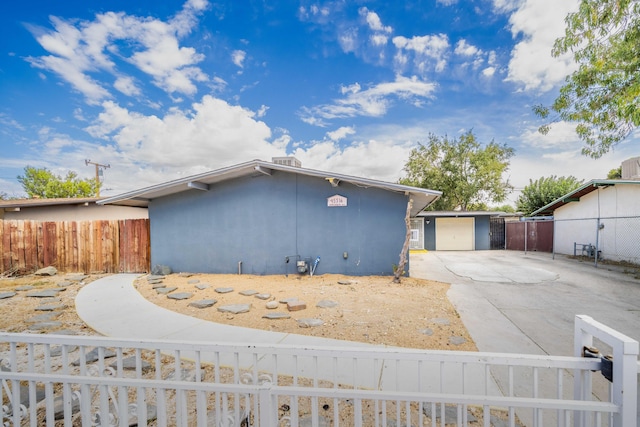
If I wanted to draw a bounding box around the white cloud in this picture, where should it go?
[337,27,359,53]
[256,105,269,118]
[359,7,392,33]
[231,50,246,68]
[26,0,209,103]
[114,76,141,96]
[454,39,481,57]
[293,138,413,183]
[520,121,581,150]
[392,34,449,73]
[492,0,522,13]
[326,126,356,141]
[505,0,579,92]
[85,96,279,170]
[370,34,389,46]
[300,75,437,125]
[482,67,496,77]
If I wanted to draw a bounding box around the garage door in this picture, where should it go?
[435,217,475,250]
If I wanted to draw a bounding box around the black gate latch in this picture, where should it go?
[583,346,613,382]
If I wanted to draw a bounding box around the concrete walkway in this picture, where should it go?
[75,274,499,395]
[76,274,373,348]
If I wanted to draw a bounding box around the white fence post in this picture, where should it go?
[574,315,639,427]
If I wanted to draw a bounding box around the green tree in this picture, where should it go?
[516,176,583,216]
[400,131,514,211]
[607,166,622,179]
[17,166,100,198]
[492,204,516,213]
[534,0,640,158]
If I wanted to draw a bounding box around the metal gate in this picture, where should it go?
[1,315,637,426]
[506,220,554,252]
[489,217,505,249]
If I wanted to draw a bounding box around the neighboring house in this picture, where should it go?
[531,178,640,263]
[0,198,148,221]
[412,211,508,251]
[99,158,441,276]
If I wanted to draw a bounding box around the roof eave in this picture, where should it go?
[529,179,640,216]
[98,160,442,211]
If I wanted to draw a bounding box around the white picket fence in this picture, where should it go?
[1,315,638,426]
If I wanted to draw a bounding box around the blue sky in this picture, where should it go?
[1,0,638,204]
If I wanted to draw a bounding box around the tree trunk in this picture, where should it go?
[393,198,413,283]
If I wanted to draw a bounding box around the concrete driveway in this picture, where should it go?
[410,250,640,357]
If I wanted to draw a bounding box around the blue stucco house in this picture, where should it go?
[100,158,441,276]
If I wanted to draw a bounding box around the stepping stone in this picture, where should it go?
[50,345,78,357]
[147,275,165,281]
[26,312,61,323]
[420,328,434,336]
[54,329,77,336]
[151,264,171,276]
[287,301,307,312]
[187,279,200,284]
[263,313,291,320]
[239,289,258,296]
[189,299,217,309]
[431,318,450,325]
[36,303,67,311]
[299,416,330,427]
[167,292,193,300]
[165,368,197,381]
[152,282,167,289]
[423,403,477,423]
[148,279,164,285]
[3,385,46,413]
[28,321,62,331]
[338,280,358,285]
[65,274,88,282]
[316,300,338,308]
[279,297,299,304]
[208,410,249,426]
[26,289,64,298]
[35,266,57,276]
[178,272,193,277]
[0,291,17,299]
[255,293,271,300]
[110,356,152,372]
[195,284,211,290]
[53,395,80,420]
[15,285,34,291]
[449,336,467,346]
[127,404,158,425]
[217,304,251,314]
[10,384,46,409]
[297,318,324,328]
[265,301,279,309]
[72,348,117,365]
[215,287,234,294]
[156,287,177,294]
[57,281,73,288]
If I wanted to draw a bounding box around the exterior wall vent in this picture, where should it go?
[272,157,302,168]
[621,156,640,180]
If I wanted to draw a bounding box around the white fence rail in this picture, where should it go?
[1,315,637,426]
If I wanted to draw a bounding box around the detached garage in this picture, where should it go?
[414,211,504,251]
[100,158,441,276]
[434,217,475,250]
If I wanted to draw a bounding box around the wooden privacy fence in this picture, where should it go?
[0,219,150,274]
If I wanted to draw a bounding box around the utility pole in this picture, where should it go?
[85,159,110,197]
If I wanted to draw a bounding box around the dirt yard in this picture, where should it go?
[0,271,476,352]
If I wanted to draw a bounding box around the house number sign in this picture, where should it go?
[327,195,347,207]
